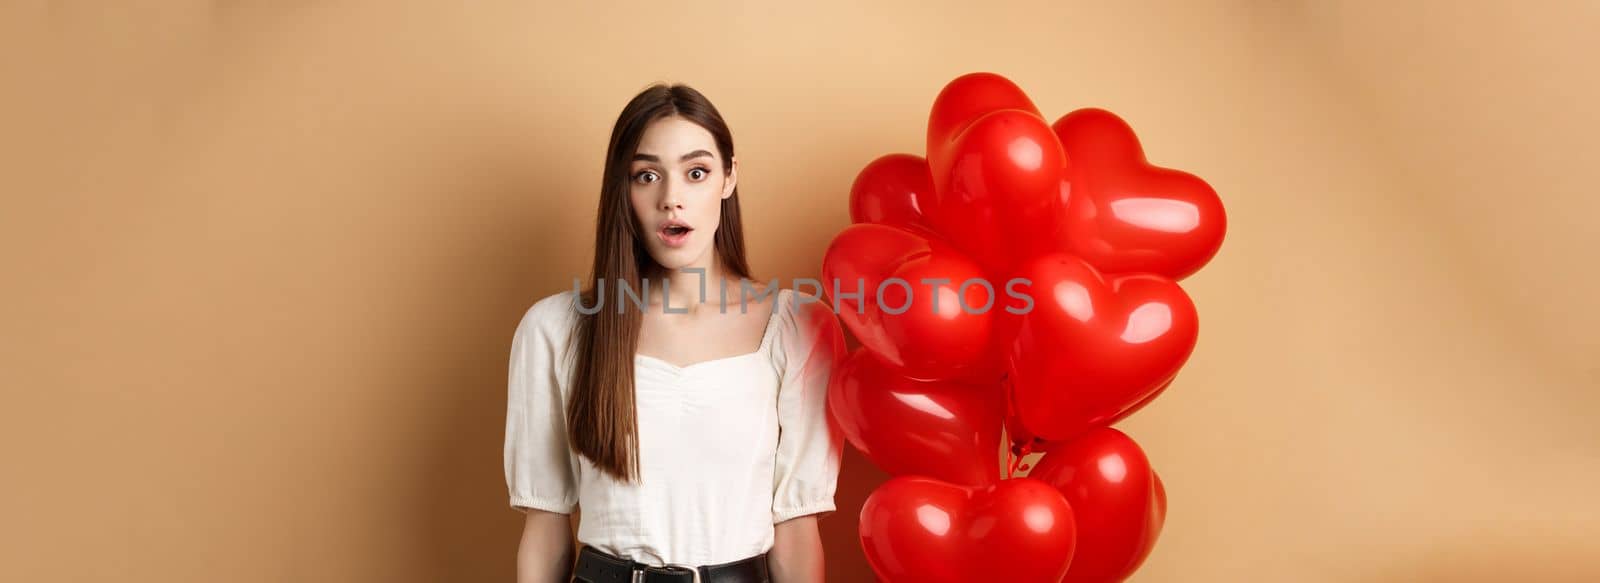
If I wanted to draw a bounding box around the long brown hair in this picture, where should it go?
[567,83,753,483]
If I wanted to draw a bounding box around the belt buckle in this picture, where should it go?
[668,563,700,583]
[633,562,699,583]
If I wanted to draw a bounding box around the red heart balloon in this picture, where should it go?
[849,153,940,237]
[860,476,1078,583]
[821,223,929,365]
[1007,252,1198,443]
[929,108,1069,279]
[1152,472,1167,531]
[1029,428,1166,583]
[828,348,1004,486]
[821,223,996,380]
[1106,374,1173,427]
[926,72,1042,168]
[878,246,998,380]
[1051,108,1227,281]
[1018,375,1176,456]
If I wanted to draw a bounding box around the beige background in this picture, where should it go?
[3,1,1597,581]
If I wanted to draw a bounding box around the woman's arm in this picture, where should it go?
[769,515,825,583]
[516,508,576,583]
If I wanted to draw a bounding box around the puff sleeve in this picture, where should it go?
[503,292,580,514]
[770,291,848,523]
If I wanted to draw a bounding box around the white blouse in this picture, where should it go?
[504,287,847,567]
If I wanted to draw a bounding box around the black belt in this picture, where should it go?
[572,543,770,583]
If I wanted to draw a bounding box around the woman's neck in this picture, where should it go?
[644,261,740,312]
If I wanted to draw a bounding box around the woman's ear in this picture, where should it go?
[722,156,739,199]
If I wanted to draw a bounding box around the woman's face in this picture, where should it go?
[629,114,737,274]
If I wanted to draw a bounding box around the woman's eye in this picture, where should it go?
[688,167,707,180]
[635,171,658,184]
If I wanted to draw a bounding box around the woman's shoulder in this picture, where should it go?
[515,289,580,344]
[772,287,843,359]
[775,287,838,324]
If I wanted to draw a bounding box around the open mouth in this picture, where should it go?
[658,221,694,247]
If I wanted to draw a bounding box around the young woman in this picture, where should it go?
[504,83,846,583]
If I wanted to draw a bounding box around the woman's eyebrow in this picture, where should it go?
[631,149,714,163]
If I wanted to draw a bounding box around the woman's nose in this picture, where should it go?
[659,193,684,211]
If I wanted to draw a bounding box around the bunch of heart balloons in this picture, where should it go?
[823,72,1225,583]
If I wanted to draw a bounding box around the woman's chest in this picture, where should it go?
[631,356,783,473]
[633,296,778,370]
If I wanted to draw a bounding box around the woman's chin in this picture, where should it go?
[648,247,712,272]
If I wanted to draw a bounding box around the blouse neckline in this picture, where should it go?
[633,288,789,374]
